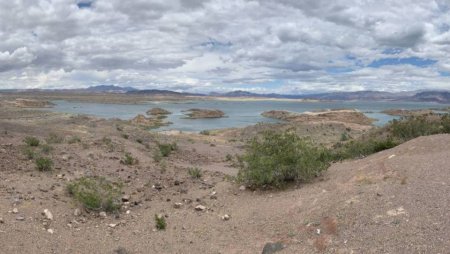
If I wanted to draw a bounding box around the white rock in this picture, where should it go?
[99,212,107,218]
[222,214,230,221]
[12,208,18,214]
[195,205,206,211]
[239,185,246,191]
[108,223,117,228]
[316,229,321,235]
[43,209,53,220]
[73,208,81,216]
[173,203,182,209]
[47,228,54,234]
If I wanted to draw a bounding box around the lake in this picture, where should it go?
[46,99,448,132]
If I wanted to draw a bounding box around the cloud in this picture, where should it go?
[0,0,449,93]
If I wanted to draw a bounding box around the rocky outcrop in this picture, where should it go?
[183,108,225,119]
[146,107,171,116]
[262,109,374,125]
[381,109,433,117]
[11,99,55,108]
[130,114,170,128]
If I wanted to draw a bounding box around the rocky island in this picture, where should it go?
[183,108,225,119]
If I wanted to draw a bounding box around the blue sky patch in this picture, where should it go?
[326,66,354,74]
[382,48,403,55]
[77,1,92,9]
[368,57,437,68]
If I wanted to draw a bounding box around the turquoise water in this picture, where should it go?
[46,100,448,132]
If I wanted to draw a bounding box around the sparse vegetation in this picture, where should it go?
[24,136,40,147]
[46,133,64,144]
[35,157,53,171]
[121,134,129,139]
[225,154,233,161]
[199,130,210,135]
[188,167,202,179]
[67,176,122,212]
[68,136,81,144]
[238,131,330,188]
[41,144,53,154]
[158,142,177,157]
[332,114,450,160]
[23,147,36,160]
[154,214,166,230]
[121,153,138,165]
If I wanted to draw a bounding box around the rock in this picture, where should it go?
[222,214,230,221]
[43,209,53,220]
[146,107,171,116]
[122,195,130,202]
[109,223,118,228]
[195,205,206,211]
[99,211,107,218]
[73,208,81,216]
[183,108,226,119]
[239,185,246,191]
[262,242,285,254]
[173,203,183,209]
[114,247,129,254]
[12,208,19,214]
[16,216,25,221]
[0,217,4,223]
[47,228,54,234]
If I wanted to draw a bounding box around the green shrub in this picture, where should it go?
[188,167,202,179]
[46,133,64,144]
[24,136,40,147]
[200,130,210,135]
[41,144,53,154]
[153,150,163,162]
[68,136,81,144]
[238,131,330,188]
[23,147,36,160]
[158,142,177,157]
[340,132,350,141]
[120,153,138,165]
[332,138,398,160]
[225,154,233,161]
[121,134,129,139]
[35,157,53,171]
[67,177,122,212]
[155,214,166,230]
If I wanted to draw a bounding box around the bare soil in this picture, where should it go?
[0,97,449,253]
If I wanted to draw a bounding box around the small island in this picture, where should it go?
[262,109,374,125]
[146,107,171,117]
[183,108,226,119]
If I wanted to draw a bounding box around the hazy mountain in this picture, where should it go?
[86,85,138,93]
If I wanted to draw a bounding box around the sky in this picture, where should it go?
[0,0,450,94]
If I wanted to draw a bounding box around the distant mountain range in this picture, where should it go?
[1,85,449,104]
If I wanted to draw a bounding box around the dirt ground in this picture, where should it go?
[0,97,449,253]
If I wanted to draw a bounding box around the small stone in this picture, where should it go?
[108,223,117,228]
[126,210,131,214]
[16,216,25,221]
[239,185,246,191]
[195,205,206,211]
[262,242,285,254]
[43,209,53,220]
[12,208,18,214]
[0,217,4,223]
[222,214,230,221]
[174,180,181,186]
[47,228,54,234]
[99,212,107,218]
[174,203,182,209]
[122,195,130,202]
[316,228,321,235]
[73,208,81,216]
